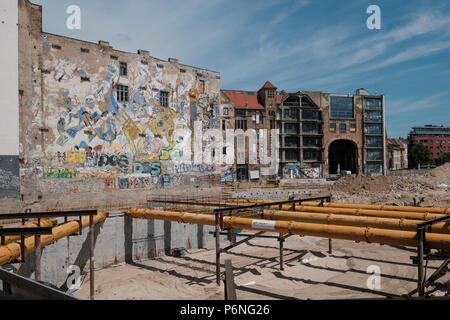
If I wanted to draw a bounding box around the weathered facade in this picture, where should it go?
[15,0,225,196]
[222,85,387,181]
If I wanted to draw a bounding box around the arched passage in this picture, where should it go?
[328,140,358,174]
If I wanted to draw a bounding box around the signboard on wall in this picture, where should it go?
[250,171,260,180]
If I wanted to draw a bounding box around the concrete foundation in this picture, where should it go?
[4,214,221,288]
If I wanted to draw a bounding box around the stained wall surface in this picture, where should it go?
[17,0,226,196]
[0,0,20,198]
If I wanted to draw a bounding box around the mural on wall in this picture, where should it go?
[20,44,224,195]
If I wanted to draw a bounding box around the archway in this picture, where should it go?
[328,140,358,174]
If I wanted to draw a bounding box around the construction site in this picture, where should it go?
[0,0,449,302]
[1,163,449,300]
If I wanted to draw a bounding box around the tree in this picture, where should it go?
[435,152,450,166]
[409,143,433,169]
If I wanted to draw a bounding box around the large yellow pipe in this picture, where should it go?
[263,210,450,234]
[0,212,107,266]
[1,220,54,245]
[127,209,450,251]
[279,205,445,221]
[297,201,450,215]
[224,199,446,221]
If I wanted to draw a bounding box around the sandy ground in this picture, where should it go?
[74,235,450,300]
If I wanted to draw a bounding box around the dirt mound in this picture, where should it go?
[332,175,431,194]
[422,163,450,185]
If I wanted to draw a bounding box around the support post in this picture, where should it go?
[329,238,333,254]
[89,215,95,300]
[215,211,221,286]
[279,234,285,271]
[35,218,41,282]
[417,227,425,297]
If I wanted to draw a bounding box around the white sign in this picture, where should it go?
[250,171,260,180]
[252,220,276,230]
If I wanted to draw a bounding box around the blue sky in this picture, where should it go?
[31,0,450,138]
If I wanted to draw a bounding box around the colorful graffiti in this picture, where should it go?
[21,52,222,195]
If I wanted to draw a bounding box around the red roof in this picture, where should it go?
[223,91,265,110]
[277,94,288,104]
[260,81,277,90]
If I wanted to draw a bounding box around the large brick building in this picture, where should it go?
[222,86,387,181]
[408,125,450,160]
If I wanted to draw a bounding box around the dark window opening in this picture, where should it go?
[304,150,321,161]
[285,150,300,161]
[160,91,169,107]
[235,120,247,130]
[235,109,246,116]
[81,48,90,53]
[284,123,299,134]
[285,137,300,148]
[301,97,314,107]
[120,63,127,76]
[303,123,321,134]
[329,140,358,174]
[303,136,322,146]
[284,109,299,120]
[302,110,321,120]
[117,85,129,102]
[284,96,300,106]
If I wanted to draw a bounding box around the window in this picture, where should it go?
[350,123,357,132]
[330,96,354,119]
[367,150,383,161]
[117,85,129,102]
[365,98,382,110]
[365,124,382,135]
[366,136,383,147]
[285,137,300,147]
[199,80,205,94]
[120,63,127,76]
[160,91,169,107]
[284,123,299,134]
[81,48,90,53]
[223,108,229,116]
[304,150,321,161]
[304,137,322,147]
[303,123,321,134]
[222,120,226,131]
[301,97,314,107]
[268,90,275,99]
[340,123,347,132]
[285,150,300,161]
[110,55,119,60]
[81,77,90,82]
[302,110,320,120]
[330,123,336,132]
[235,120,247,130]
[235,109,246,116]
[284,96,300,106]
[365,111,382,122]
[270,120,275,130]
[284,109,299,120]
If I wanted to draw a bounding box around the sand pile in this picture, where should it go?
[332,175,431,194]
[422,162,450,186]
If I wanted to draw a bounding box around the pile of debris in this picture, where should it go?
[331,175,432,194]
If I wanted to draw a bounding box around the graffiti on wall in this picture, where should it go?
[21,52,222,195]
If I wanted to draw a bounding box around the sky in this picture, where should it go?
[31,0,450,138]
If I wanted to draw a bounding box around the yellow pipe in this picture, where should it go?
[1,220,55,245]
[263,210,450,234]
[127,209,450,251]
[300,201,450,215]
[279,205,444,221]
[0,212,107,266]
[222,199,446,221]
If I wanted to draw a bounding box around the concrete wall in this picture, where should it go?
[0,0,20,198]
[17,0,226,196]
[7,215,219,288]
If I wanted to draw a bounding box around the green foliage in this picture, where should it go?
[409,143,433,169]
[435,152,450,166]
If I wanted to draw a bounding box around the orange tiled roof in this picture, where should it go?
[222,91,265,110]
